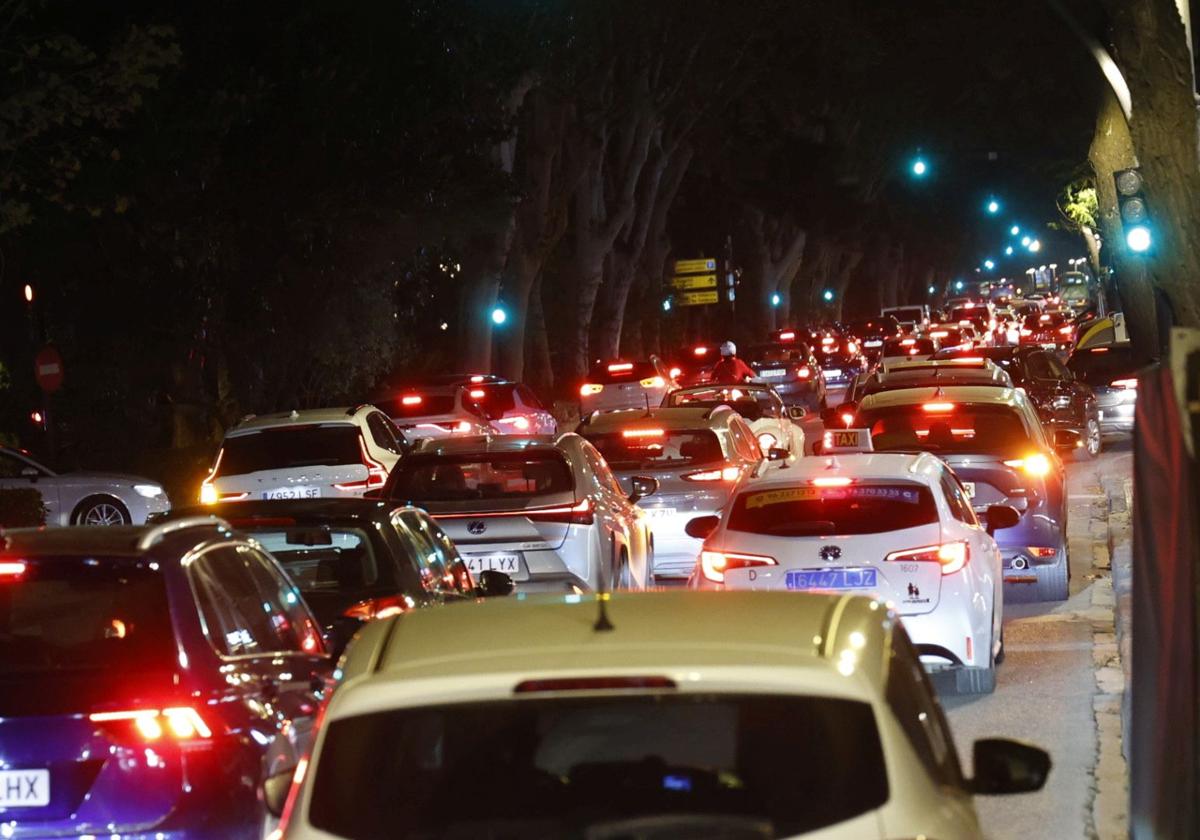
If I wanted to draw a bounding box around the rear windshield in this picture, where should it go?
[1067,346,1136,386]
[584,429,725,470]
[220,425,361,474]
[469,383,517,413]
[247,527,382,593]
[0,556,173,677]
[858,403,1034,455]
[666,387,777,421]
[932,349,1024,385]
[1023,312,1070,329]
[309,694,887,838]
[885,307,924,322]
[884,338,935,355]
[949,307,987,321]
[383,394,458,418]
[728,483,938,536]
[588,360,659,383]
[745,344,806,364]
[927,328,963,343]
[816,351,854,367]
[387,451,573,502]
[846,319,897,337]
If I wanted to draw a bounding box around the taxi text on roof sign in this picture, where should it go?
[674,258,717,275]
[821,428,874,453]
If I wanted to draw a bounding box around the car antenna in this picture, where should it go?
[594,592,615,632]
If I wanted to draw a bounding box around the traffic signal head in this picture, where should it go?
[1114,168,1152,254]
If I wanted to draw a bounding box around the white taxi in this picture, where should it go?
[268,591,1050,839]
[688,430,1020,694]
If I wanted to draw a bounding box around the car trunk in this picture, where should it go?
[939,454,1035,520]
[427,492,577,580]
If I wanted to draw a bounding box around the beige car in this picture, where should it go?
[267,591,1049,839]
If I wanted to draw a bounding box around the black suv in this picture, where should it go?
[932,345,1101,458]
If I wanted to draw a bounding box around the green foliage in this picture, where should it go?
[1059,181,1099,230]
[0,2,181,233]
[0,488,47,527]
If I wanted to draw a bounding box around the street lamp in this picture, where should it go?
[1020,235,1031,247]
[983,259,995,271]
[490,306,508,325]
[770,293,781,307]
[23,284,33,303]
[954,280,964,291]
[986,198,1000,215]
[822,289,835,302]
[928,285,936,294]
[910,157,928,177]
[1028,239,1041,253]
[662,298,672,312]
[1010,225,1020,236]
[1005,245,1014,256]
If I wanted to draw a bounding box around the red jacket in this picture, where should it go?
[709,356,756,383]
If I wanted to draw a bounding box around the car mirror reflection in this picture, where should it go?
[629,475,658,504]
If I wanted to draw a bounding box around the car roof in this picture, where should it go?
[339,591,895,699]
[1,517,232,558]
[859,384,1022,409]
[228,407,365,436]
[581,406,728,432]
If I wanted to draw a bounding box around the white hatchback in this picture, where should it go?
[689,432,1020,694]
[200,406,406,505]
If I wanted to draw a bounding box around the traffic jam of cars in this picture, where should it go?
[0,294,1139,839]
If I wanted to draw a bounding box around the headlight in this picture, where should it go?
[134,484,165,499]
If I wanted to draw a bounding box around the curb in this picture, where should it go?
[1103,475,1134,762]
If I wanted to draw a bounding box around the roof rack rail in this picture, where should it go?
[137,516,232,551]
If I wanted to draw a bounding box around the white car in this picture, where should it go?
[380,434,655,592]
[576,405,771,583]
[688,430,1020,694]
[579,356,677,415]
[200,406,406,504]
[880,335,936,368]
[663,383,807,459]
[377,380,492,442]
[468,380,558,436]
[0,446,170,525]
[268,590,1050,839]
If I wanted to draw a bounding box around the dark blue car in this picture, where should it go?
[854,385,1070,602]
[0,517,331,838]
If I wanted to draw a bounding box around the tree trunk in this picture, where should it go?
[524,276,554,394]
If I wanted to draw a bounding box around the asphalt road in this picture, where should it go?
[942,439,1133,839]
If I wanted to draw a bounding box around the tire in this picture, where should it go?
[1083,416,1102,459]
[73,495,131,526]
[1035,550,1070,602]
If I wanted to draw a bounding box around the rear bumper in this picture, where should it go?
[904,605,989,669]
[1097,401,1135,434]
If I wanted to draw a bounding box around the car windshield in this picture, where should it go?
[1067,346,1137,386]
[583,429,725,470]
[858,403,1035,455]
[382,393,459,418]
[387,451,573,502]
[588,360,659,383]
[308,694,888,838]
[219,425,362,474]
[0,556,175,714]
[728,483,939,536]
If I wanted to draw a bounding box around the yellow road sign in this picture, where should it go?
[674,258,717,274]
[670,273,718,290]
[676,290,720,307]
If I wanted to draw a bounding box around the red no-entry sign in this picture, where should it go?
[34,345,64,393]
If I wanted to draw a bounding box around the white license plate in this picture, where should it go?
[759,369,786,378]
[465,553,521,575]
[261,486,320,500]
[644,507,677,519]
[1042,343,1058,349]
[0,769,49,806]
[822,369,842,379]
[961,482,976,498]
[863,340,883,348]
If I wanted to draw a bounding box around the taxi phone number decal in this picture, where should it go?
[744,486,921,510]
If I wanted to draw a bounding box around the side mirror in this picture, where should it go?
[684,515,720,540]
[767,447,790,462]
[1053,428,1083,451]
[788,405,807,420]
[20,466,39,480]
[476,569,515,597]
[262,766,295,818]
[968,738,1051,795]
[628,475,658,504]
[984,504,1021,535]
[820,407,841,427]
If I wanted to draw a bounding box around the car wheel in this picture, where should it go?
[1035,547,1070,601]
[74,496,131,526]
[1083,417,1102,459]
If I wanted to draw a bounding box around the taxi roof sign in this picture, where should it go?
[822,428,874,453]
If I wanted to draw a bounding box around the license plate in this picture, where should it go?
[822,369,843,379]
[863,340,882,348]
[759,368,786,378]
[961,482,975,498]
[465,553,521,575]
[0,769,50,806]
[261,486,320,500]
[1042,343,1058,350]
[643,507,677,520]
[786,568,877,590]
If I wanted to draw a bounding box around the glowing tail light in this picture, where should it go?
[0,561,27,579]
[468,388,486,399]
[90,707,214,742]
[401,394,423,406]
[333,437,389,490]
[580,383,604,397]
[930,331,949,339]
[496,415,532,431]
[1110,378,1138,390]
[923,402,956,413]
[607,362,634,373]
[846,342,858,354]
[839,411,855,426]
[343,594,414,621]
[700,549,776,583]
[885,541,969,575]
[1019,328,1032,336]
[683,466,742,482]
[639,376,666,388]
[693,346,710,356]
[1058,326,1073,335]
[1029,546,1058,558]
[525,497,594,525]
[1003,453,1052,477]
[900,338,917,346]
[622,428,665,438]
[779,331,796,341]
[669,367,682,379]
[796,366,812,379]
[810,476,852,487]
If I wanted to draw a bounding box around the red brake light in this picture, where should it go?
[700,549,776,583]
[1058,326,1073,335]
[580,383,604,396]
[0,560,27,579]
[885,541,969,575]
[343,594,413,621]
[693,346,709,356]
[683,466,741,482]
[468,389,486,399]
[401,395,423,406]
[1110,378,1138,389]
[525,497,594,525]
[923,402,956,413]
[622,428,665,438]
[669,367,682,379]
[607,362,634,373]
[839,412,854,427]
[90,707,214,742]
[810,476,853,487]
[796,365,812,379]
[469,375,486,383]
[779,331,796,341]
[333,437,389,491]
[1091,347,1109,353]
